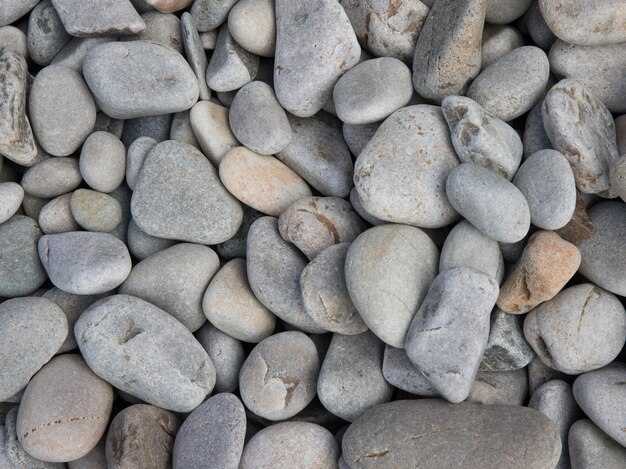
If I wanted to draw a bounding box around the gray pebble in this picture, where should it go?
[481,24,525,69]
[27,1,71,66]
[93,111,124,139]
[467,369,528,406]
[216,206,263,259]
[125,136,156,190]
[39,231,132,294]
[70,189,123,233]
[206,25,259,92]
[0,182,23,224]
[132,11,182,53]
[107,184,132,243]
[616,115,626,155]
[170,110,199,148]
[195,323,245,393]
[79,131,126,194]
[480,308,535,371]
[382,345,438,396]
[569,419,626,469]
[52,36,115,72]
[21,157,82,199]
[228,0,276,57]
[67,440,106,469]
[523,102,552,159]
[199,30,217,50]
[181,12,210,101]
[76,294,216,412]
[121,113,173,146]
[348,187,384,226]
[0,0,40,26]
[126,218,176,260]
[486,0,532,23]
[342,122,379,157]
[189,100,239,166]
[0,25,28,58]
[528,355,569,395]
[51,0,146,37]
[191,0,239,32]
[610,156,626,203]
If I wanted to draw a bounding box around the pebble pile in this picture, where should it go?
[0,0,625,468]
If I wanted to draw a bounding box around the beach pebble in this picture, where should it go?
[382,346,438,396]
[79,131,126,194]
[21,157,82,199]
[523,104,552,159]
[481,24,525,69]
[70,189,123,233]
[216,206,263,259]
[27,1,71,66]
[171,110,200,148]
[0,182,23,224]
[189,100,239,166]
[67,440,106,469]
[51,0,145,36]
[526,1,556,49]
[342,122,379,157]
[0,0,40,26]
[480,308,535,371]
[126,219,175,260]
[228,0,276,57]
[125,137,156,191]
[191,0,239,32]
[181,12,210,101]
[485,0,532,23]
[133,11,183,53]
[568,419,626,468]
[206,25,259,92]
[467,369,528,406]
[195,324,245,393]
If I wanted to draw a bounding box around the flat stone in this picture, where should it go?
[79,131,126,193]
[191,0,239,32]
[27,1,71,66]
[524,284,626,374]
[228,0,276,57]
[274,0,360,117]
[412,0,487,101]
[21,157,82,198]
[131,140,243,244]
[568,419,626,468]
[173,393,245,469]
[382,345,438,396]
[0,182,23,224]
[125,136,156,190]
[206,24,259,92]
[480,308,535,372]
[467,369,528,406]
[523,103,552,159]
[195,324,245,393]
[51,0,146,37]
[132,11,182,53]
[481,24,525,69]
[120,243,219,332]
[189,100,239,166]
[181,12,210,100]
[0,26,28,57]
[70,189,123,233]
[0,0,40,26]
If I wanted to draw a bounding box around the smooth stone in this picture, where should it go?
[334,58,412,125]
[51,36,115,72]
[27,1,71,66]
[412,0,487,101]
[195,324,245,393]
[206,25,259,92]
[126,219,175,260]
[189,100,239,166]
[220,147,312,217]
[276,113,353,198]
[170,110,199,148]
[38,194,79,234]
[542,79,619,194]
[538,0,626,46]
[132,11,182,53]
[467,369,528,406]
[229,81,291,155]
[529,380,580,469]
[405,267,499,403]
[216,206,263,259]
[21,157,82,199]
[51,0,145,36]
[439,220,504,284]
[30,66,96,157]
[240,422,338,469]
[343,400,561,468]
[497,231,580,314]
[191,0,239,32]
[239,331,320,420]
[202,258,276,343]
[274,0,360,117]
[554,191,594,245]
[228,0,275,57]
[67,440,106,469]
[0,25,28,58]
[578,202,626,296]
[93,112,124,139]
[278,196,365,260]
[480,308,535,371]
[0,0,40,26]
[345,224,439,348]
[145,0,193,13]
[173,393,245,469]
[441,95,523,180]
[76,294,215,411]
[79,131,126,193]
[0,216,47,297]
[524,284,626,374]
[446,163,530,243]
[181,12,210,101]
[354,105,460,228]
[0,182,23,224]
[107,184,131,243]
[300,243,368,335]
[122,114,171,148]
[569,419,626,468]
[132,140,243,244]
[318,331,392,422]
[610,156,626,202]
[467,46,550,121]
[17,355,113,462]
[120,243,219,331]
[105,404,179,469]
[522,103,552,160]
[526,0,556,49]
[339,0,429,63]
[125,137,156,190]
[23,193,52,222]
[84,40,198,119]
[246,216,325,333]
[486,0,532,23]
[573,364,626,447]
[342,122,379,157]
[528,355,570,395]
[70,189,123,233]
[382,345,438,396]
[0,297,67,403]
[481,24,525,69]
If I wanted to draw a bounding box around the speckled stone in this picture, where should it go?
[195,323,245,393]
[52,37,116,72]
[191,0,239,32]
[526,1,556,49]
[486,0,532,23]
[0,0,40,26]
[610,156,626,203]
[0,182,23,224]
[51,0,146,36]
[27,1,71,66]
[481,24,525,69]
[467,369,528,406]
[568,419,626,468]
[523,103,552,159]
[132,11,183,53]
[125,137,156,191]
[38,194,80,235]
[189,100,239,166]
[382,345,438,396]
[342,122,379,157]
[70,189,123,233]
[228,0,276,57]
[79,131,126,194]
[0,25,28,58]
[181,12,210,100]
[480,308,535,372]
[21,157,82,199]
[216,206,263,259]
[170,111,200,150]
[206,25,259,92]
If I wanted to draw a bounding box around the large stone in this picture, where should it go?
[51,0,146,37]
[568,419,626,468]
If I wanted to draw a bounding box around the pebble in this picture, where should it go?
[195,323,245,393]
[568,419,626,468]
[125,137,156,190]
[497,231,581,314]
[0,182,23,224]
[84,41,199,119]
[27,1,71,66]
[616,115,626,155]
[94,111,125,139]
[67,440,106,469]
[405,267,499,403]
[132,140,243,244]
[446,163,531,243]
[126,219,175,260]
[542,79,619,194]
[481,24,525,69]
[318,331,392,422]
[122,112,175,146]
[70,189,123,233]
[76,294,216,411]
[191,0,239,32]
[220,147,312,216]
[573,363,626,447]
[239,331,320,420]
[15,354,113,463]
[216,206,263,259]
[247,217,326,333]
[170,110,200,147]
[467,46,550,121]
[276,113,354,198]
[133,11,183,53]
[467,369,528,406]
[228,0,276,57]
[105,404,179,469]
[79,131,126,194]
[0,216,47,297]
[382,346,438,396]
[538,0,626,46]
[120,243,219,332]
[577,202,626,296]
[611,156,626,202]
[528,355,570,395]
[412,0,487,101]
[0,0,40,26]
[51,36,115,72]
[522,105,551,159]
[486,0,532,23]
[206,25,259,92]
[524,284,626,374]
[145,0,193,13]
[202,257,276,342]
[480,308,535,371]
[173,393,245,469]
[342,121,379,157]
[0,297,67,403]
[0,25,28,58]
[334,57,413,125]
[51,0,146,36]
[199,30,217,50]
[240,422,338,469]
[526,0,557,49]
[274,0,360,117]
[354,105,460,228]
[181,12,210,101]
[342,400,561,468]
[189,100,239,166]
[21,157,81,199]
[229,81,292,155]
[345,224,439,348]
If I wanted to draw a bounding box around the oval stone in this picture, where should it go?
[70,189,123,233]
[79,131,126,193]
[0,182,23,224]
[195,324,245,394]
[568,419,626,468]
[21,156,82,199]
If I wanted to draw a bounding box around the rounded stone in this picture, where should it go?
[206,25,259,93]
[216,206,263,259]
[568,419,626,468]
[29,65,96,157]
[21,157,82,199]
[228,0,276,57]
[0,0,42,26]
[382,345,438,396]
[189,100,239,167]
[467,369,529,406]
[67,440,106,469]
[190,0,239,32]
[126,219,175,261]
[125,136,156,191]
[27,0,71,66]
[480,308,535,372]
[0,25,27,58]
[526,1,556,49]
[83,40,199,119]
[481,24,525,69]
[0,182,23,224]
[485,0,532,23]
[195,324,245,393]
[70,189,123,233]
[39,193,81,234]
[79,131,126,193]
[133,11,183,53]
[523,103,553,159]
[239,331,320,420]
[345,224,439,348]
[75,294,216,412]
[342,122,379,157]
[16,354,114,463]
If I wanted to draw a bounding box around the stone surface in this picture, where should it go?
[79,131,126,194]
[125,136,156,191]
[480,308,535,372]
[181,12,210,101]
[343,122,379,157]
[0,182,23,224]
[146,0,193,13]
[170,109,200,148]
[195,324,245,393]
[132,11,182,53]
[52,36,115,72]
[382,345,438,396]
[526,0,556,49]
[528,355,570,395]
[206,25,259,92]
[0,25,28,58]
[67,440,106,469]
[126,219,176,260]
[481,24,525,69]
[51,0,146,37]
[132,140,243,244]
[467,369,528,406]
[485,0,532,23]
[189,100,239,166]
[523,103,552,159]
[70,189,123,233]
[27,1,71,66]
[191,0,239,32]
[216,206,263,259]
[0,0,40,26]
[76,294,216,412]
[21,157,82,199]
[569,419,626,469]
[228,0,276,57]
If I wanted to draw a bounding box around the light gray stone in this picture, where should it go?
[191,0,239,32]
[485,0,532,23]
[467,369,528,406]
[122,114,172,146]
[51,37,115,72]
[170,110,199,148]
[528,355,569,395]
[79,131,126,193]
[0,25,28,57]
[70,189,123,233]
[526,0,556,49]
[189,100,239,166]
[195,323,245,393]
[51,0,146,37]
[125,136,156,190]
[126,218,176,260]
[27,1,71,66]
[382,345,438,396]
[0,0,40,26]
[481,24,525,69]
[0,182,23,224]
[228,0,275,57]
[181,12,210,100]
[107,184,132,243]
[67,440,106,469]
[132,11,183,54]
[349,186,384,226]
[206,24,259,92]
[569,419,626,469]
[610,156,626,203]
[21,157,82,199]
[480,308,535,371]
[523,102,552,159]
[342,122,379,157]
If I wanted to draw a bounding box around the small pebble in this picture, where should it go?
[568,419,626,468]
[38,193,81,234]
[189,100,239,166]
[70,189,123,233]
[79,131,126,193]
[206,25,259,92]
[228,0,276,57]
[481,24,525,69]
[21,157,82,199]
[0,25,28,58]
[181,12,210,101]
[125,136,156,190]
[195,324,245,393]
[382,345,438,396]
[0,182,23,224]
[191,0,239,32]
[27,1,71,67]
[133,11,183,53]
[485,0,533,24]
[467,368,528,406]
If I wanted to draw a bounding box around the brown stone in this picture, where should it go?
[554,191,594,245]
[497,231,580,314]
